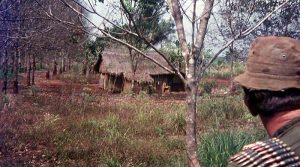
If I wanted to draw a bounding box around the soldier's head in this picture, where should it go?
[234,36,300,118]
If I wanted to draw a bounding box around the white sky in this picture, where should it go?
[84,0,205,38]
[82,0,226,53]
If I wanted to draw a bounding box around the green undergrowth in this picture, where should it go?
[198,129,266,167]
[206,63,245,79]
[197,95,260,129]
[0,70,14,80]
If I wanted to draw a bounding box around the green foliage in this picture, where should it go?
[0,69,14,80]
[112,0,174,50]
[198,130,266,167]
[80,92,95,103]
[29,85,39,97]
[200,80,217,94]
[155,126,166,139]
[105,158,120,167]
[0,95,9,110]
[197,96,252,128]
[82,37,107,69]
[171,110,186,133]
[1,95,9,104]
[206,63,245,79]
[221,0,300,39]
[160,42,184,68]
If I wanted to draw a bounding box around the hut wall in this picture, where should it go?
[170,75,185,92]
[152,75,170,94]
[152,74,185,93]
[99,73,109,90]
[123,79,132,93]
[109,74,124,93]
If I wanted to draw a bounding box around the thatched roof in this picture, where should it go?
[98,51,172,82]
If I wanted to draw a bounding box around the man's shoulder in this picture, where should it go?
[228,138,300,167]
[274,117,300,156]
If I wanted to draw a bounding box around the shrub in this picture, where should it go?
[200,80,217,94]
[0,70,14,80]
[0,95,9,112]
[197,96,249,127]
[171,110,186,133]
[29,85,39,97]
[198,129,266,167]
[205,63,245,79]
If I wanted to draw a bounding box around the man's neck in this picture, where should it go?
[260,109,300,136]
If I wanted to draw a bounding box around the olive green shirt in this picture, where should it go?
[227,117,300,167]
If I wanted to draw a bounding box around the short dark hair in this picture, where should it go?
[243,87,300,117]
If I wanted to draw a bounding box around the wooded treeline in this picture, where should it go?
[0,0,84,94]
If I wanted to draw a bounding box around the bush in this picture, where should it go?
[200,80,217,94]
[29,85,39,97]
[205,63,245,79]
[0,70,14,80]
[198,129,266,167]
[197,96,249,127]
[0,95,9,110]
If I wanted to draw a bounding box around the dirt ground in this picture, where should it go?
[0,72,189,166]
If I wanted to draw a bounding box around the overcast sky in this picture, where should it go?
[82,0,228,53]
[83,0,205,37]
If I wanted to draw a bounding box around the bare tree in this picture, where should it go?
[0,0,85,90]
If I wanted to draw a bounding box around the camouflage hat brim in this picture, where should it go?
[234,72,300,91]
[234,36,300,91]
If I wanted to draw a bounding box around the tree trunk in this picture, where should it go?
[59,67,63,74]
[27,55,31,86]
[32,55,36,85]
[169,0,214,166]
[18,50,22,73]
[11,49,15,75]
[13,47,20,94]
[68,58,71,71]
[62,55,66,72]
[2,49,8,94]
[86,65,89,78]
[230,56,234,92]
[60,53,64,74]
[82,61,87,75]
[229,44,234,93]
[45,63,50,79]
[24,50,28,73]
[53,59,57,76]
[186,81,199,167]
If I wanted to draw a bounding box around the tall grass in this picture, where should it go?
[197,95,257,129]
[200,80,217,94]
[198,129,266,167]
[206,63,245,79]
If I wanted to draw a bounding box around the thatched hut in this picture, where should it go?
[97,51,185,94]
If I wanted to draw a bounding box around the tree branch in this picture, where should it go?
[203,0,289,72]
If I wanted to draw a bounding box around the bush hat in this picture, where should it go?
[234,36,300,91]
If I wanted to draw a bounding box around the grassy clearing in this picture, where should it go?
[0,78,264,166]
